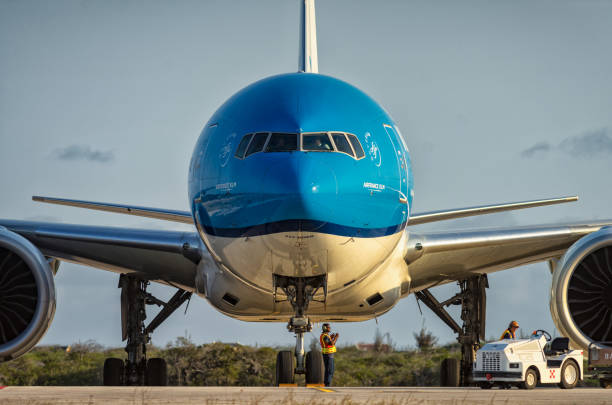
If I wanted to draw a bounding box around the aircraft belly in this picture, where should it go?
[200,230,410,322]
[206,231,401,291]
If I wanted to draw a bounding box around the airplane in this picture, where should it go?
[1,0,611,387]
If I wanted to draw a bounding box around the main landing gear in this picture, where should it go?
[415,274,488,387]
[273,274,326,386]
[103,274,192,386]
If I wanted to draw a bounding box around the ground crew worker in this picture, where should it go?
[320,323,339,387]
[500,320,519,340]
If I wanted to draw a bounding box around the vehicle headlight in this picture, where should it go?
[509,363,519,369]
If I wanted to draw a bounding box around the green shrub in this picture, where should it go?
[0,338,459,386]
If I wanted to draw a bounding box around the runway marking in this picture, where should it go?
[311,387,334,392]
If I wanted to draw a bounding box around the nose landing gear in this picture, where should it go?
[273,274,326,386]
[276,316,324,386]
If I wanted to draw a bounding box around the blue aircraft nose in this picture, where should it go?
[261,153,339,228]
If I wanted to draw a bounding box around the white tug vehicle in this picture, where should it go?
[473,330,583,389]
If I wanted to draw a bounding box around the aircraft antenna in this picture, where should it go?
[299,0,319,73]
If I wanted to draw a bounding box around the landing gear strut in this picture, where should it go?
[273,274,326,386]
[415,274,488,386]
[103,274,192,386]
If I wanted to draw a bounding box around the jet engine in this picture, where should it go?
[0,227,56,361]
[551,227,612,349]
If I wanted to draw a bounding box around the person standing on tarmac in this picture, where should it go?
[500,320,519,339]
[320,323,339,387]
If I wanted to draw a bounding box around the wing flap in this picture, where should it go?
[32,196,193,224]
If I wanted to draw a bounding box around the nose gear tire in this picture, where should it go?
[276,350,295,385]
[305,351,324,385]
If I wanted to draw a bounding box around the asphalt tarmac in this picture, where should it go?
[0,386,610,405]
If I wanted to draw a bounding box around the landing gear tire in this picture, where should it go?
[440,358,460,387]
[146,358,168,386]
[558,361,578,389]
[103,358,125,386]
[305,351,324,385]
[521,368,537,390]
[276,350,295,385]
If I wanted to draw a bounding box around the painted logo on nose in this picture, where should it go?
[364,132,382,167]
[219,133,237,167]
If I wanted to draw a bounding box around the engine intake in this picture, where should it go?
[0,227,56,360]
[551,227,612,348]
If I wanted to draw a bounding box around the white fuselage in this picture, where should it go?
[195,229,410,322]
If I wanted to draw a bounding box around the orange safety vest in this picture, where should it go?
[500,329,515,340]
[320,332,337,354]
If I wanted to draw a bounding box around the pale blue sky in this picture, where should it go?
[1,0,612,349]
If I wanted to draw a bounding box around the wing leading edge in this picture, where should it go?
[32,196,193,224]
[408,196,578,226]
[405,220,612,292]
[0,219,205,291]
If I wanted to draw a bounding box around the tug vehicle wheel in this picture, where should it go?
[479,382,493,389]
[275,350,295,385]
[521,368,538,390]
[599,378,611,389]
[559,360,579,389]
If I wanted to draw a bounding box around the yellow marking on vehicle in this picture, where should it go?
[278,383,298,387]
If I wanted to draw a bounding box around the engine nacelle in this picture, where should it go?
[551,227,612,349]
[0,227,56,361]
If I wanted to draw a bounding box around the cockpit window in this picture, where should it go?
[235,131,365,160]
[347,134,365,159]
[245,132,269,157]
[331,133,355,157]
[302,133,333,151]
[266,133,298,152]
[235,133,253,158]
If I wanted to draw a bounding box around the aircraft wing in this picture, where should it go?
[31,196,194,224]
[405,220,612,292]
[408,196,578,226]
[0,219,205,291]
